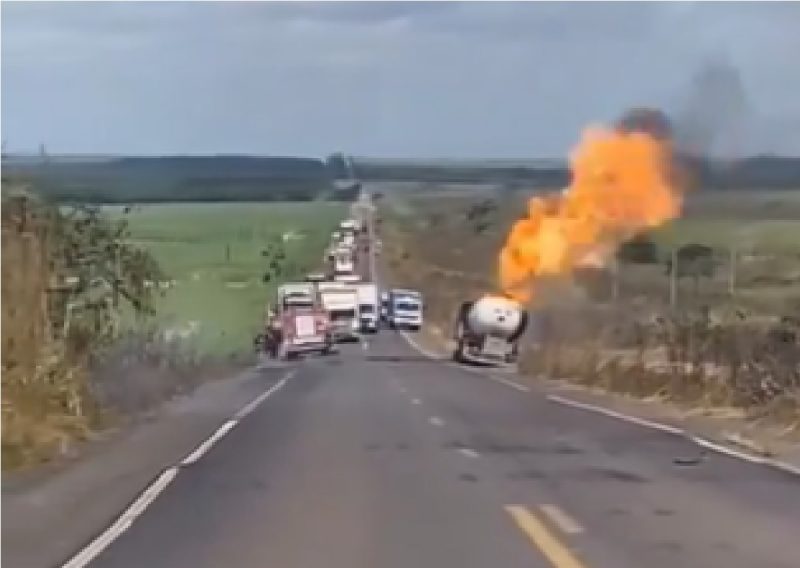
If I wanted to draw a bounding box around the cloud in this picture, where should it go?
[2,2,798,157]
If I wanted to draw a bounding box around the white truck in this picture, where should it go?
[332,246,355,277]
[318,282,359,342]
[452,295,529,366]
[339,219,358,247]
[356,283,379,333]
[389,289,424,331]
[276,282,316,310]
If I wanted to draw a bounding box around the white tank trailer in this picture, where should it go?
[452,295,528,366]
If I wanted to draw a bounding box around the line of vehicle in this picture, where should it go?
[60,369,295,568]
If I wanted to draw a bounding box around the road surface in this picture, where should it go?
[68,331,800,568]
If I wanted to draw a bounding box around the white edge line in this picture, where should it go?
[689,435,766,465]
[61,369,295,568]
[547,394,684,435]
[429,416,445,427]
[180,419,238,466]
[539,504,584,535]
[234,371,294,420]
[404,328,800,477]
[61,467,179,568]
[458,448,480,459]
[547,394,800,477]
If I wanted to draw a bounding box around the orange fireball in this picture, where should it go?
[498,124,683,303]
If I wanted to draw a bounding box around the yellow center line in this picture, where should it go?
[505,505,589,568]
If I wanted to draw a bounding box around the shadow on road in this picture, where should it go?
[363,354,446,364]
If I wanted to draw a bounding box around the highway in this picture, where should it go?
[68,332,800,568]
[58,189,800,568]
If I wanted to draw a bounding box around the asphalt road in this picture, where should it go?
[73,331,800,568]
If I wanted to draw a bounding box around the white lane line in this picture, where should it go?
[62,467,179,568]
[61,368,295,568]
[411,398,422,405]
[547,394,684,436]
[234,371,295,420]
[539,504,584,535]
[429,416,445,427]
[458,448,480,459]
[180,419,238,466]
[362,340,369,352]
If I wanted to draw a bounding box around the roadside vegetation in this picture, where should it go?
[2,182,342,470]
[383,187,800,443]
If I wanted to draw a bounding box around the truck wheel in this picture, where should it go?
[452,340,465,362]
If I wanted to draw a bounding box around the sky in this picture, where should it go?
[2,1,799,159]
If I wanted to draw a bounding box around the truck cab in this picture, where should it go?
[356,283,379,333]
[389,289,423,331]
[318,282,359,342]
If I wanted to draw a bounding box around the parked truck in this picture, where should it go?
[452,295,528,366]
[256,282,332,359]
[356,283,379,333]
[318,282,359,342]
[388,289,423,331]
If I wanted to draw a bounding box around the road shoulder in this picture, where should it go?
[2,363,288,568]
[402,322,800,475]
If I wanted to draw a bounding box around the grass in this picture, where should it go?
[107,202,345,357]
[652,219,800,253]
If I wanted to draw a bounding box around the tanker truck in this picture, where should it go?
[452,295,528,366]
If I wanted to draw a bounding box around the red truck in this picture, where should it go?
[261,305,333,360]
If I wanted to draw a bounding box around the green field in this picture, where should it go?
[652,219,800,253]
[109,202,345,357]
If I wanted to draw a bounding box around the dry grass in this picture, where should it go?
[382,190,800,438]
[2,193,100,469]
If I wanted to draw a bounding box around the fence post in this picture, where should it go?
[728,246,736,297]
[670,248,678,309]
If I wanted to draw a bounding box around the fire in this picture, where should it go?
[498,123,683,303]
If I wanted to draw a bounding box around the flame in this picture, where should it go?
[498,125,683,303]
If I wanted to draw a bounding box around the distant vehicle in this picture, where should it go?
[277,282,316,310]
[339,219,358,247]
[452,295,528,367]
[389,289,423,331]
[333,248,355,276]
[304,272,327,283]
[334,273,361,284]
[356,283,379,333]
[318,282,359,342]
